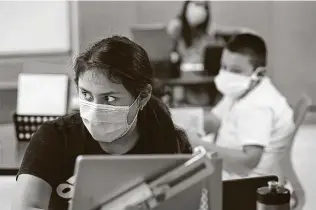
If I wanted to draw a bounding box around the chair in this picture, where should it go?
[280,94,312,210]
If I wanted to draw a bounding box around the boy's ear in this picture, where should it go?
[255,66,266,76]
[250,66,265,82]
[252,66,266,80]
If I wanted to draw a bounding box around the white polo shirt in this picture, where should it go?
[212,77,295,180]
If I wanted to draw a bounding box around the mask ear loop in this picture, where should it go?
[139,91,150,111]
[237,67,265,100]
[124,94,143,129]
[250,66,265,82]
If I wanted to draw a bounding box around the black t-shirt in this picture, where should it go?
[17,112,191,210]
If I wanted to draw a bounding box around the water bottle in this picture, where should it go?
[257,181,290,210]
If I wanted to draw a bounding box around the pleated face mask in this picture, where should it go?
[79,95,140,142]
[215,67,263,99]
[214,70,252,98]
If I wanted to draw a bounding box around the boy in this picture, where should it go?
[197,33,294,180]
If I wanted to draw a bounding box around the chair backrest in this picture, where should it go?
[292,94,312,138]
[280,93,312,161]
[281,94,312,210]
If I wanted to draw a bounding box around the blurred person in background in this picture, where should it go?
[13,36,191,210]
[167,0,225,106]
[167,0,224,64]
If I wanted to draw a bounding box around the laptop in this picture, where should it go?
[131,24,174,61]
[70,155,200,210]
[70,155,277,210]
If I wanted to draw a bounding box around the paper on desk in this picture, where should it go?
[17,73,69,116]
[170,107,204,135]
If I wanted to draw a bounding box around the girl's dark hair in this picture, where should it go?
[74,36,191,154]
[226,33,267,69]
[179,1,211,48]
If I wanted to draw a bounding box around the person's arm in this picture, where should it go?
[13,175,52,210]
[193,106,273,175]
[12,123,64,210]
[204,111,221,134]
[204,97,230,134]
[196,142,264,175]
[166,18,182,40]
[175,127,193,154]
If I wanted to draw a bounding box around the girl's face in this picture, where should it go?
[78,70,139,124]
[186,1,207,26]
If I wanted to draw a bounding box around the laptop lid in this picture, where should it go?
[70,155,200,210]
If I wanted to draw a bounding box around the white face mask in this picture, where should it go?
[214,70,259,99]
[186,3,207,26]
[79,96,140,143]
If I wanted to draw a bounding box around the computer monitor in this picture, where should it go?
[223,175,279,210]
[131,24,174,61]
[203,45,223,76]
[17,73,69,116]
[70,154,222,210]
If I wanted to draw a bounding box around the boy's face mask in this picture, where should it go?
[186,2,207,26]
[214,68,263,99]
[79,95,140,142]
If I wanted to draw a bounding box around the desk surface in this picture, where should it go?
[0,124,28,175]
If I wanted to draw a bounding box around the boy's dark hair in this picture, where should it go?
[226,33,267,69]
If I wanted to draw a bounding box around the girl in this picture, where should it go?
[13,36,192,210]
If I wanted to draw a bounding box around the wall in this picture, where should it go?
[1,1,316,105]
[0,0,74,84]
[78,1,274,53]
[211,1,274,77]
[271,2,316,104]
[0,1,70,56]
[136,1,181,25]
[78,1,138,51]
[78,1,274,72]
[0,63,23,82]
[0,56,70,82]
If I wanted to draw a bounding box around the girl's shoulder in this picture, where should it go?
[46,112,82,127]
[38,112,87,147]
[175,127,192,154]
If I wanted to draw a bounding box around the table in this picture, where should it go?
[0,124,28,175]
[162,76,215,86]
[159,74,218,107]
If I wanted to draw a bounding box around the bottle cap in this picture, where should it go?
[268,181,279,191]
[257,181,291,205]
